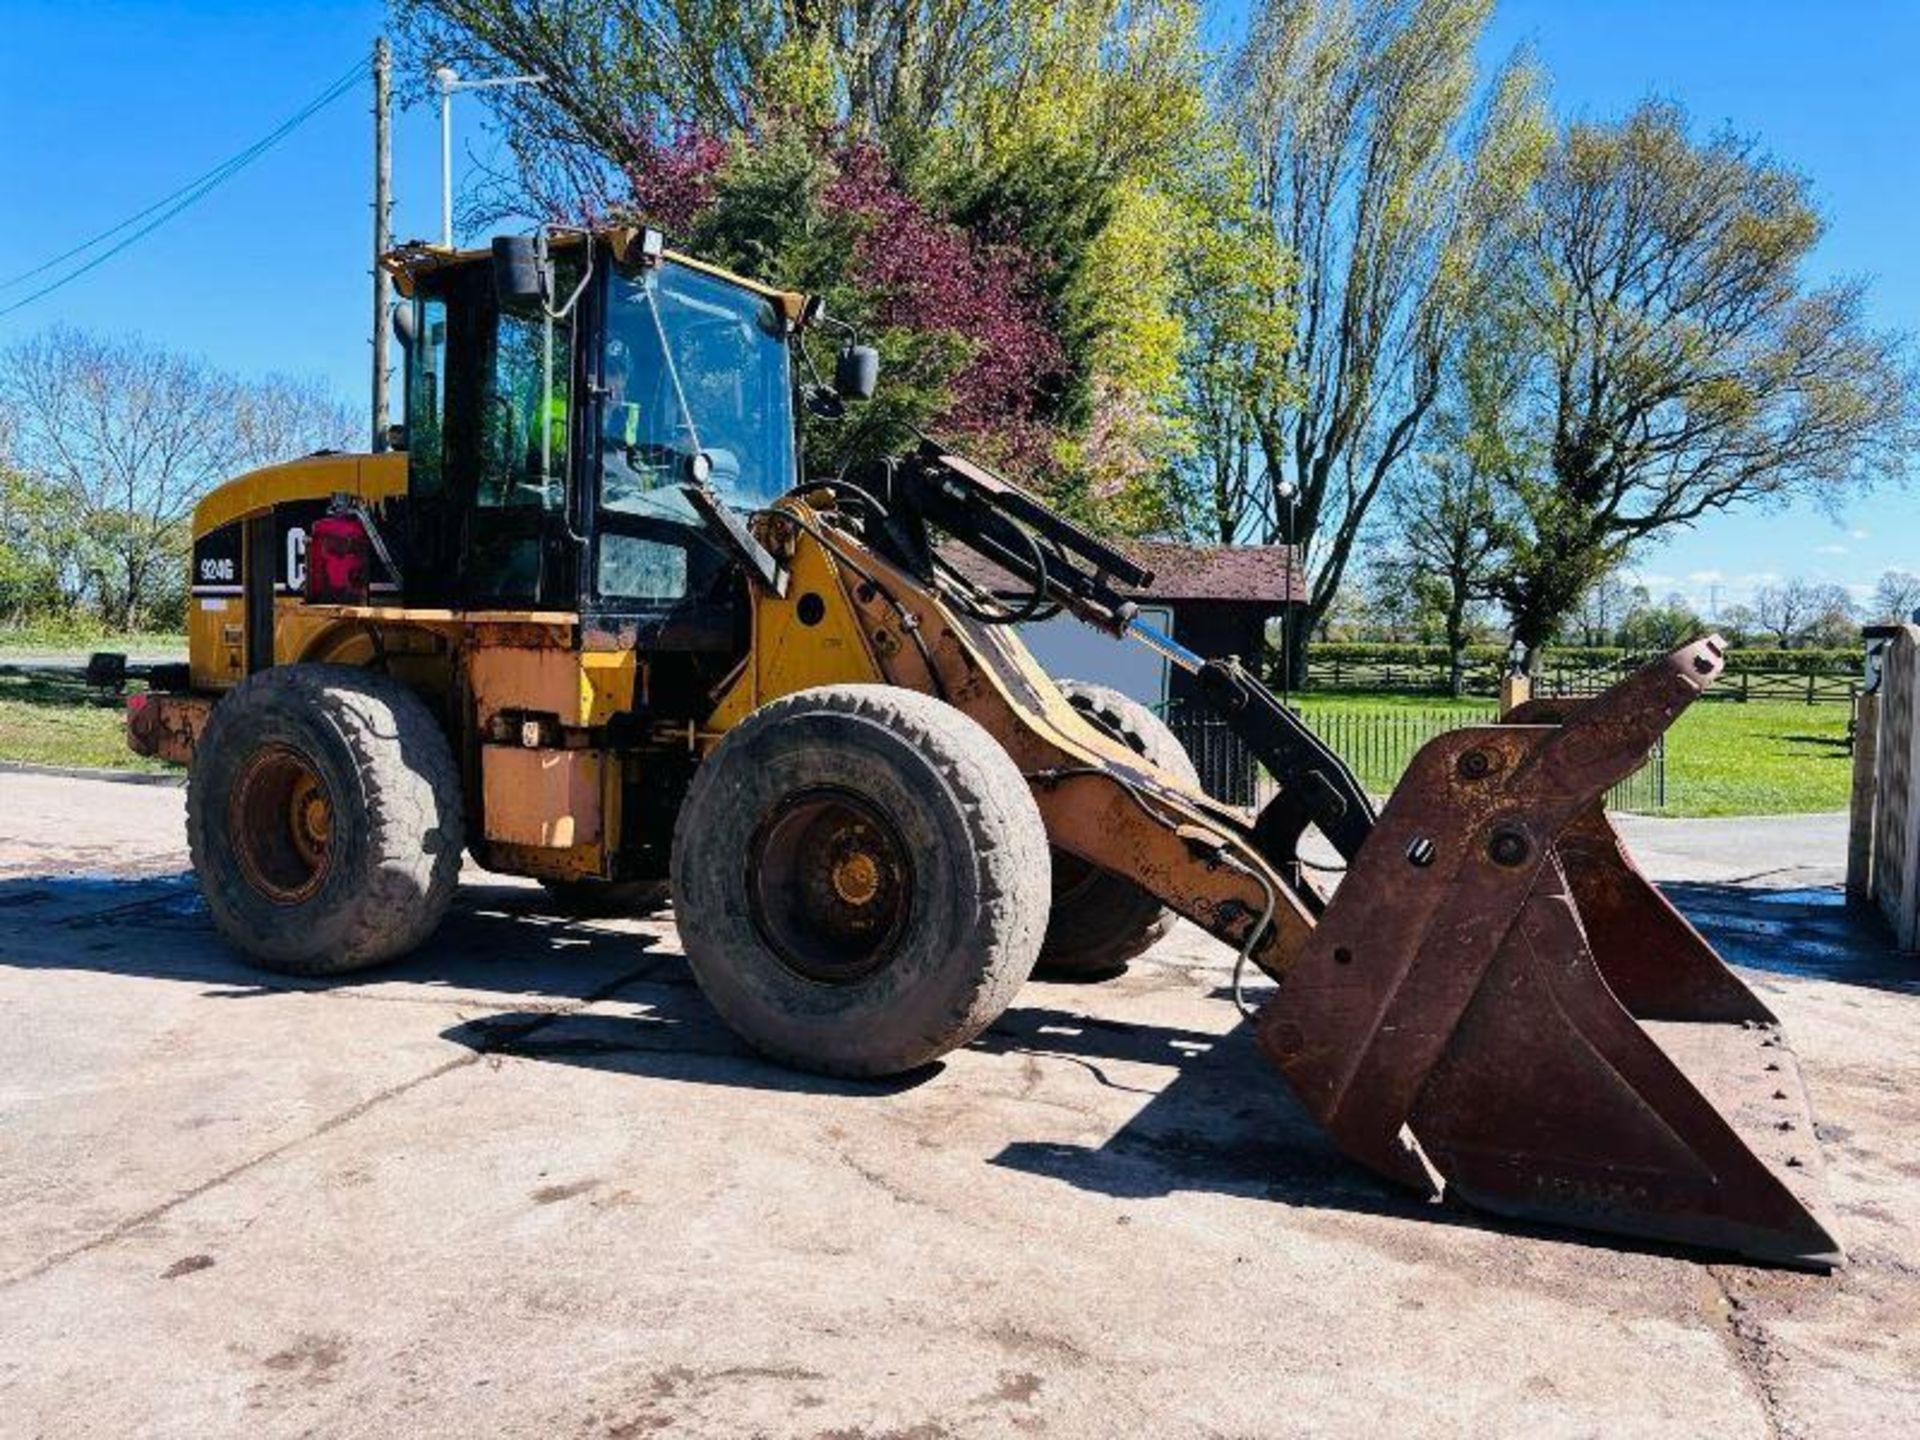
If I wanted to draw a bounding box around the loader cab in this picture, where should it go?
[394,232,802,647]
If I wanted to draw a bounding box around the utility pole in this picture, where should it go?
[371,36,393,452]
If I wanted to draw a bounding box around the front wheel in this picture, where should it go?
[671,684,1051,1077]
[186,664,464,976]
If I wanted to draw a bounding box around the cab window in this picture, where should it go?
[476,262,578,512]
[593,259,795,605]
[404,297,448,496]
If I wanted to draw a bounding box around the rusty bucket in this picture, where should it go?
[1258,639,1842,1268]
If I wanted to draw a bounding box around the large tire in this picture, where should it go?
[539,877,671,918]
[671,684,1050,1077]
[187,664,464,976]
[1037,680,1202,980]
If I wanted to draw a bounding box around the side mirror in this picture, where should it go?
[491,234,549,305]
[391,300,416,351]
[835,344,880,402]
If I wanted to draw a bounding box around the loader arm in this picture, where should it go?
[710,491,1840,1270]
[715,498,1324,986]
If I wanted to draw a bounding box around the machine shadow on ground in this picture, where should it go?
[440,978,1436,1225]
[447,968,1687,1259]
[0,872,668,1006]
[438,976,946,1100]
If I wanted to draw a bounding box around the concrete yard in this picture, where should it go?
[1,770,1916,1438]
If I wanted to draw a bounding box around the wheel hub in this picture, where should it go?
[748,790,913,984]
[229,745,335,905]
[290,774,333,864]
[828,848,883,907]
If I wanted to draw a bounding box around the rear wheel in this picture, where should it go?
[538,878,671,918]
[671,684,1050,1077]
[1037,680,1201,980]
[187,664,464,976]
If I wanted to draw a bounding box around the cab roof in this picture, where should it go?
[379,227,808,326]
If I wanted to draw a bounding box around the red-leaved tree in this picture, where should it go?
[622,124,1065,472]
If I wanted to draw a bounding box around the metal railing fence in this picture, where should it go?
[1163,701,1667,813]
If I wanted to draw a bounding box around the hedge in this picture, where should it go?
[1302,642,1858,677]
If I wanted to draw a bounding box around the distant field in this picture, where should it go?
[0,669,172,773]
[1294,691,1853,818]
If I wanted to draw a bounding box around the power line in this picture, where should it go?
[0,57,371,319]
[0,56,369,294]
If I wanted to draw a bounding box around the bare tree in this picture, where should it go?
[1573,572,1632,647]
[1384,308,1529,690]
[1802,586,1861,649]
[1751,578,1853,648]
[1386,459,1508,693]
[1718,603,1761,647]
[1870,569,1920,625]
[231,374,360,470]
[0,328,355,630]
[1229,0,1547,678]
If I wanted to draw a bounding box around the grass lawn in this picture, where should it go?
[0,626,186,657]
[1295,691,1852,818]
[0,669,174,773]
[1656,698,1852,816]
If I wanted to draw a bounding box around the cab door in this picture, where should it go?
[400,264,579,611]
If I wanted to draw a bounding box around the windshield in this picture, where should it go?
[599,259,796,525]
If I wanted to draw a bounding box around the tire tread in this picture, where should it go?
[187,664,464,976]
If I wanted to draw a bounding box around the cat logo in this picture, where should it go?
[285,526,309,593]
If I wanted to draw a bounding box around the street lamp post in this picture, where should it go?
[1277,478,1299,709]
[435,66,547,248]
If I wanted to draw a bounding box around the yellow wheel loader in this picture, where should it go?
[129,227,1841,1268]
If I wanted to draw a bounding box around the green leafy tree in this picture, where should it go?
[924,2,1256,530]
[396,0,1258,537]
[1717,602,1761,648]
[392,0,1030,202]
[0,458,85,625]
[1618,590,1706,652]
[1229,0,1547,674]
[1168,161,1296,544]
[1490,101,1916,659]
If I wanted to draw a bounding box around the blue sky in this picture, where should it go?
[1,0,1914,612]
